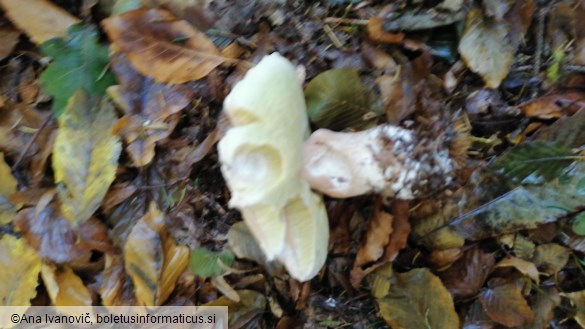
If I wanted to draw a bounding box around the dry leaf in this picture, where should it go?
[41,263,92,306]
[0,0,80,44]
[0,235,41,306]
[52,91,121,225]
[532,243,570,275]
[109,53,192,166]
[124,202,189,306]
[368,16,404,44]
[102,8,227,84]
[458,8,516,88]
[495,256,540,283]
[440,247,496,299]
[521,287,560,329]
[518,91,585,119]
[383,199,410,261]
[98,254,135,306]
[354,200,393,268]
[564,290,585,327]
[0,152,17,225]
[479,279,534,327]
[0,27,21,61]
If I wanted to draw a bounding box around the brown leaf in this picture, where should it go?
[0,27,20,61]
[354,199,394,268]
[368,16,404,44]
[520,287,560,329]
[518,91,585,119]
[564,290,585,327]
[97,254,135,306]
[102,8,227,84]
[383,199,410,261]
[109,53,193,166]
[0,0,80,45]
[440,247,496,299]
[14,199,111,264]
[495,256,540,283]
[463,299,495,329]
[478,279,534,327]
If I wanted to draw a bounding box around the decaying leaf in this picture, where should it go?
[532,243,570,275]
[354,200,393,268]
[102,8,227,84]
[0,27,21,61]
[204,290,266,328]
[0,0,80,44]
[305,68,374,131]
[440,247,496,299]
[0,152,17,225]
[518,91,585,119]
[41,263,92,306]
[98,254,135,306]
[124,202,189,306]
[377,268,459,329]
[495,257,540,283]
[109,53,193,166]
[0,235,41,306]
[564,290,585,327]
[479,279,534,327]
[52,91,121,226]
[521,287,560,329]
[40,24,116,116]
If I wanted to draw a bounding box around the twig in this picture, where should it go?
[323,17,369,25]
[323,24,344,49]
[13,114,52,169]
[531,7,546,98]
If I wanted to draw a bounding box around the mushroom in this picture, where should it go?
[217,53,329,281]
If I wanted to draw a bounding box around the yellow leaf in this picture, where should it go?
[41,263,92,306]
[52,91,121,225]
[0,152,17,225]
[0,235,41,306]
[0,0,80,45]
[124,202,188,306]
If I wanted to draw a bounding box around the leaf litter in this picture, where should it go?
[2,0,585,328]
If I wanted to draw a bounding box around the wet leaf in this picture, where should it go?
[52,91,121,226]
[189,247,235,278]
[305,68,374,131]
[458,8,515,88]
[41,263,92,306]
[532,243,570,275]
[0,0,80,45]
[564,290,585,327]
[0,152,17,225]
[109,53,192,166]
[40,24,116,116]
[495,257,540,283]
[440,247,496,299]
[14,200,111,264]
[0,235,41,305]
[204,290,266,328]
[102,8,227,84]
[377,268,459,329]
[479,280,534,327]
[124,202,189,306]
[490,141,575,184]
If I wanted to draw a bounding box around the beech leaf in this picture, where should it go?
[40,24,116,116]
[52,91,121,226]
[305,68,374,131]
[188,247,235,278]
[41,263,92,306]
[0,235,41,306]
[479,280,534,327]
[0,152,17,225]
[377,268,459,329]
[102,8,227,84]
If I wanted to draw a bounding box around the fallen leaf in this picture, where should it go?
[109,53,193,166]
[495,257,540,283]
[227,221,283,275]
[383,199,410,261]
[189,247,235,279]
[0,0,80,44]
[211,276,240,302]
[479,279,534,327]
[377,268,459,329]
[98,254,135,306]
[381,6,466,31]
[0,152,17,225]
[0,234,41,305]
[204,290,266,328]
[41,263,92,306]
[354,200,393,268]
[102,8,227,84]
[305,67,375,131]
[40,24,116,116]
[564,290,585,327]
[52,91,121,226]
[463,299,495,329]
[14,201,111,264]
[124,202,189,306]
[426,248,463,269]
[520,287,560,329]
[518,91,585,119]
[458,8,516,88]
[532,243,570,275]
[367,17,404,44]
[0,27,20,61]
[440,247,496,299]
